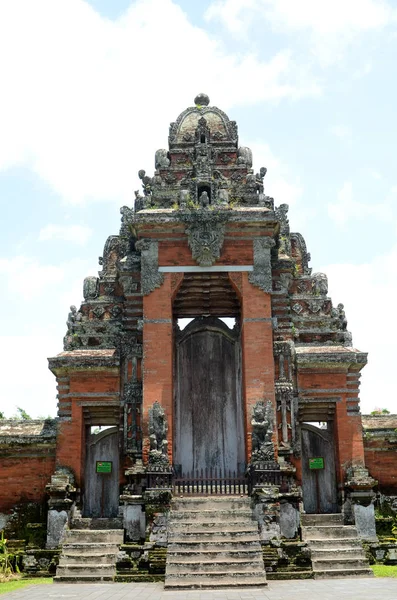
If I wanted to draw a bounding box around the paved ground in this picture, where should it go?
[2,578,397,600]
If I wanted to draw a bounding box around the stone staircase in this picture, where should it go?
[301,514,373,579]
[165,496,267,589]
[54,518,123,582]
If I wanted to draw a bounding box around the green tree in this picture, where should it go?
[14,407,31,420]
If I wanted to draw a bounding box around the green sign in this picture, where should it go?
[309,457,324,470]
[96,461,112,474]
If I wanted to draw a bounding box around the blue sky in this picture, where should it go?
[1,0,397,417]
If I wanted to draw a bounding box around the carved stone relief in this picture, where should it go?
[251,401,275,463]
[183,212,229,267]
[135,239,164,296]
[249,237,275,293]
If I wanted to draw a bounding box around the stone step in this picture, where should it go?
[313,568,374,579]
[311,548,366,560]
[312,558,369,571]
[64,529,123,543]
[301,514,343,526]
[171,498,251,511]
[168,540,261,551]
[166,560,263,573]
[56,564,116,577]
[308,538,363,549]
[169,525,258,535]
[167,549,262,559]
[169,522,258,533]
[59,553,116,565]
[165,571,267,582]
[71,517,123,530]
[164,576,267,589]
[62,542,120,553]
[54,575,114,583]
[168,533,258,548]
[302,526,358,540]
[170,511,254,521]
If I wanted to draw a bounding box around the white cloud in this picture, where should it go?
[39,224,93,245]
[327,181,393,227]
[0,335,60,418]
[206,0,396,64]
[329,125,352,142]
[207,0,394,35]
[248,141,303,207]
[321,244,397,414]
[0,256,65,299]
[0,0,320,206]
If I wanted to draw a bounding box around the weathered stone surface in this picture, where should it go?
[353,503,377,541]
[279,502,300,539]
[47,510,68,549]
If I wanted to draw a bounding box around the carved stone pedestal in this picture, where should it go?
[345,465,377,541]
[46,472,75,549]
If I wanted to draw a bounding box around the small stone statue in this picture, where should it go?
[148,401,169,465]
[251,401,275,462]
[337,303,348,330]
[155,149,170,169]
[311,273,328,296]
[255,167,267,193]
[199,190,210,207]
[138,169,153,196]
[66,305,81,334]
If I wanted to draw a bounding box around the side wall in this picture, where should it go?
[0,420,57,514]
[363,414,397,494]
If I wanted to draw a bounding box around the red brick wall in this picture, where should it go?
[0,455,55,512]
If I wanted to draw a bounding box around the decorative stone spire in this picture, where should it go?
[194,93,210,106]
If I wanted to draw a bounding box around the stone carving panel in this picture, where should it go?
[249,237,275,293]
[251,401,275,463]
[148,402,169,465]
[135,239,164,296]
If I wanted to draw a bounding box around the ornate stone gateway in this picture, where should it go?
[47,93,377,557]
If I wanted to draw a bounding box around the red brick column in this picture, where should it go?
[334,393,366,482]
[239,273,276,461]
[142,273,174,464]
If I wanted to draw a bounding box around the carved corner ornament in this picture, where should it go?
[135,239,164,296]
[249,237,276,293]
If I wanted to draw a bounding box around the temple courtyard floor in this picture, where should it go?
[2,578,397,600]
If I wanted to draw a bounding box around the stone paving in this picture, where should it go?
[2,578,397,600]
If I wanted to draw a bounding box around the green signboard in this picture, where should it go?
[96,461,112,474]
[309,457,324,470]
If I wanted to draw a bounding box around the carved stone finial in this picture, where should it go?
[194,93,210,106]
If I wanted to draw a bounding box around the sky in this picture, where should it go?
[0,0,397,418]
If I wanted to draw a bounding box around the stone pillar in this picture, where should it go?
[345,465,377,541]
[241,245,276,460]
[252,486,281,541]
[46,472,76,549]
[140,258,173,464]
[120,494,146,542]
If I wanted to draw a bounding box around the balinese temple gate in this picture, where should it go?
[47,94,377,563]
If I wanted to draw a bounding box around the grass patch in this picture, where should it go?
[371,565,397,578]
[0,578,52,595]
